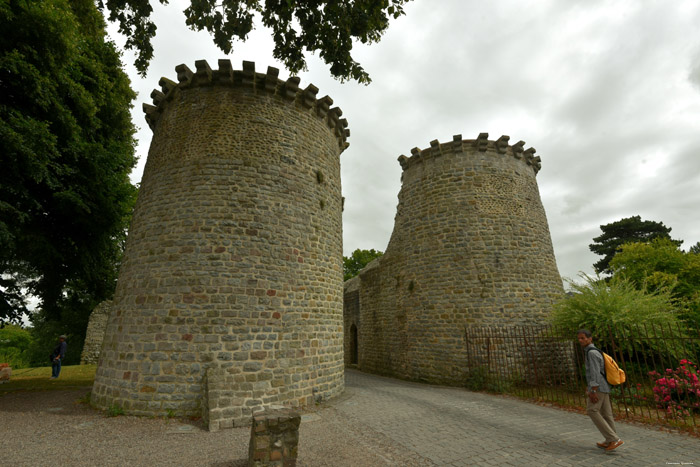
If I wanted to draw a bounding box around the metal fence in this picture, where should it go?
[464,323,700,428]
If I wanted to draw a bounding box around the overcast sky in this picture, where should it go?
[107,0,700,285]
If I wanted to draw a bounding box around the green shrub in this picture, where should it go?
[465,366,488,391]
[0,325,33,368]
[0,349,31,369]
[551,274,684,357]
[107,404,124,417]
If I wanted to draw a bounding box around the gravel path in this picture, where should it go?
[3,370,700,466]
[1,383,427,466]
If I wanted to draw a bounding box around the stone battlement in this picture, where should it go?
[143,60,350,150]
[92,58,346,426]
[397,133,541,174]
[345,132,563,385]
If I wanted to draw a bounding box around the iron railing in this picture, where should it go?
[464,323,700,428]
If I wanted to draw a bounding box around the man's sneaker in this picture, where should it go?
[596,442,610,449]
[605,439,624,451]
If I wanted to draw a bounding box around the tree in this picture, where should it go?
[343,248,383,281]
[610,238,700,324]
[0,0,138,325]
[689,242,700,255]
[98,0,412,83]
[589,216,681,275]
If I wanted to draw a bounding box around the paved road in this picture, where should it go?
[3,369,699,466]
[336,369,700,466]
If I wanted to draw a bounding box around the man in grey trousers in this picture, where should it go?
[577,329,624,452]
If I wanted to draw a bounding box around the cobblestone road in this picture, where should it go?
[3,369,699,466]
[336,369,700,466]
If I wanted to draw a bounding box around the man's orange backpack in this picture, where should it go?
[587,347,626,385]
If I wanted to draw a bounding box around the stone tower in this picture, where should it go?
[346,133,563,385]
[92,60,349,428]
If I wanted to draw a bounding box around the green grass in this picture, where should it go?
[0,364,96,394]
[107,404,125,417]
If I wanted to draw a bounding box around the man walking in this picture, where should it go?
[50,335,67,379]
[577,329,623,452]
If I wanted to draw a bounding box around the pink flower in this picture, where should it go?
[680,359,688,365]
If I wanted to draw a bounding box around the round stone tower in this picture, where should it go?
[92,60,348,427]
[352,133,563,384]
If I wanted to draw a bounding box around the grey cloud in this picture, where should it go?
[114,0,700,284]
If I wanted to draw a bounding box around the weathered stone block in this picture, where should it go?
[248,408,300,466]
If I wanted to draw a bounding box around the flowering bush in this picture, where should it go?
[648,360,700,419]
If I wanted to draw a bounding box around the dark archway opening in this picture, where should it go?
[350,323,358,365]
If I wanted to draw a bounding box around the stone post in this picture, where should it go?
[248,408,301,466]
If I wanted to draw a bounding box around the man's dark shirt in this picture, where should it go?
[54,341,67,360]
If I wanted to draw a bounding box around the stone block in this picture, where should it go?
[248,408,300,466]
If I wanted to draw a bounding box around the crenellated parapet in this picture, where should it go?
[142,59,350,150]
[397,132,542,174]
[351,131,562,387]
[94,58,347,427]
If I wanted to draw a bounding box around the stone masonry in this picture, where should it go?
[80,300,112,365]
[346,134,564,385]
[248,407,301,466]
[91,60,348,426]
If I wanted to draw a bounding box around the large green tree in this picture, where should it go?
[343,248,383,281]
[589,216,681,275]
[0,0,138,325]
[98,0,411,83]
[610,238,700,324]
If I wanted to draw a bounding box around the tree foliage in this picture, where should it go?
[0,0,138,324]
[551,274,683,355]
[689,242,700,255]
[343,248,383,281]
[0,324,33,368]
[589,215,680,275]
[610,238,700,324]
[98,0,412,83]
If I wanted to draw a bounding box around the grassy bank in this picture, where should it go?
[0,364,96,394]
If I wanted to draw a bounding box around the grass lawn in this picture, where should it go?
[0,364,96,394]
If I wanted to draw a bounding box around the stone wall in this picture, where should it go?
[349,134,563,385]
[80,300,112,365]
[91,60,348,423]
